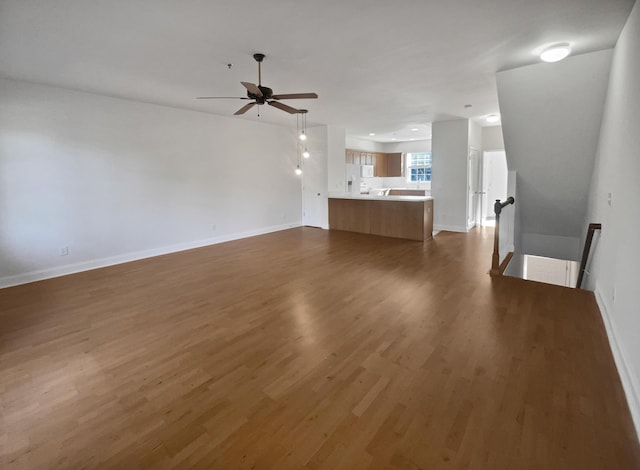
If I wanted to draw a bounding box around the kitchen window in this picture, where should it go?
[406,152,432,182]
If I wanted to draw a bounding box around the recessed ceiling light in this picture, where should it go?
[540,43,571,63]
[409,138,415,141]
[369,133,375,136]
[411,128,419,132]
[486,114,500,123]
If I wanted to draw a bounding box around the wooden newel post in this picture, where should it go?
[491,197,514,276]
[491,199,502,275]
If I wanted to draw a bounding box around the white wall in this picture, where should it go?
[380,139,431,154]
[483,151,508,218]
[497,49,613,260]
[431,119,469,232]
[0,78,302,287]
[498,171,517,262]
[584,2,640,436]
[326,125,346,194]
[345,136,383,152]
[482,125,505,151]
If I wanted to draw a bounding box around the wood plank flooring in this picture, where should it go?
[1,227,639,469]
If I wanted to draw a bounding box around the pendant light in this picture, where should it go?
[298,110,308,141]
[295,112,304,175]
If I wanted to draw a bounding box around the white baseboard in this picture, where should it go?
[0,223,301,289]
[594,284,640,441]
[433,224,468,233]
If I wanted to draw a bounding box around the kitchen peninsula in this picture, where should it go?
[328,194,434,241]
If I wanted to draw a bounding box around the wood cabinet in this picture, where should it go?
[345,149,403,177]
[375,153,387,177]
[329,197,433,241]
[346,149,369,166]
[386,153,403,177]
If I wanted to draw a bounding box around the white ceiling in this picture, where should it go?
[0,0,634,142]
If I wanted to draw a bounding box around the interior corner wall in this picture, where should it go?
[326,125,346,193]
[0,78,302,287]
[380,140,431,154]
[468,120,482,153]
[497,49,613,260]
[431,119,469,232]
[583,1,640,436]
[345,136,384,152]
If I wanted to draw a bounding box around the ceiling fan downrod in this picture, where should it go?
[253,53,265,86]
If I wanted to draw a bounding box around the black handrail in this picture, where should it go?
[576,223,602,289]
[494,196,515,215]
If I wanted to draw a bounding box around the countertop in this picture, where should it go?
[328,192,433,202]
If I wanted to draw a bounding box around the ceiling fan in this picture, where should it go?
[197,53,318,115]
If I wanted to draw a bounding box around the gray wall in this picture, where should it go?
[584,1,640,434]
[432,119,469,232]
[482,126,505,151]
[380,140,431,154]
[497,49,613,260]
[0,78,302,287]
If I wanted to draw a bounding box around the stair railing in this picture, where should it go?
[576,223,602,289]
[491,196,515,275]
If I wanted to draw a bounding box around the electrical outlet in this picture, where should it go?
[607,192,612,207]
[60,246,69,256]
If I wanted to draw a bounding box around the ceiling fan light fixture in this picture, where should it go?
[540,43,571,63]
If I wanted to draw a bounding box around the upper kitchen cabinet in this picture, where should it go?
[386,153,403,177]
[375,153,387,177]
[345,150,404,177]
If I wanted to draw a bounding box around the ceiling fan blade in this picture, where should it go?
[234,102,256,115]
[268,101,301,114]
[196,96,249,100]
[241,81,263,97]
[271,93,318,100]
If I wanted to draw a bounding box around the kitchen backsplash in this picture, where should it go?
[361,177,431,190]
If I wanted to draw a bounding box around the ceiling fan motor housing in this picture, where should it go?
[249,86,273,103]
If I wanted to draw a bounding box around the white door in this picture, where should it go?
[481,151,508,225]
[467,148,481,229]
[302,149,327,228]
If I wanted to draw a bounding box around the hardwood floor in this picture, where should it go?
[1,227,638,469]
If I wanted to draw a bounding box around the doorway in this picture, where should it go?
[301,148,327,228]
[467,148,481,229]
[481,150,508,226]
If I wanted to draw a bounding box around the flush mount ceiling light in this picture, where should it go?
[411,128,419,132]
[369,133,376,136]
[540,43,571,63]
[486,114,500,123]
